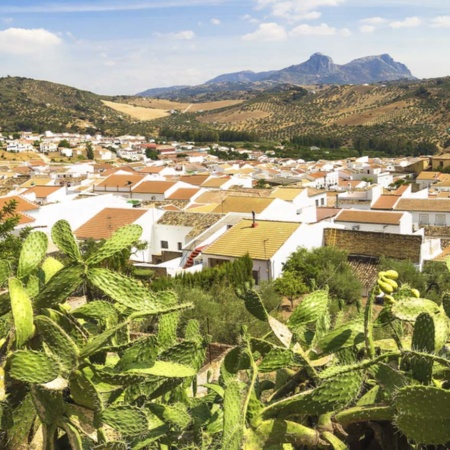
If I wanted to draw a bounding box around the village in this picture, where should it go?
[1,129,450,292]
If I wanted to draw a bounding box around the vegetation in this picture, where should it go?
[2,221,450,447]
[282,246,363,307]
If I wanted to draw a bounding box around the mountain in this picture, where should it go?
[137,53,416,99]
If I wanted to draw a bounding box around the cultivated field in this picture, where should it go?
[102,101,170,121]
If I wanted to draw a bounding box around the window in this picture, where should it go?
[419,214,429,225]
[436,214,446,226]
[315,199,319,206]
[320,198,325,206]
[161,240,168,249]
[177,242,182,251]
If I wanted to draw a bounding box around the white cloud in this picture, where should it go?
[255,0,344,21]
[390,16,422,28]
[155,30,195,40]
[211,18,221,25]
[0,28,61,54]
[290,22,350,36]
[430,16,450,27]
[360,16,388,25]
[359,25,375,33]
[242,22,287,41]
[241,14,260,24]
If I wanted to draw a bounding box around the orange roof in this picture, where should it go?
[74,208,148,240]
[167,188,199,200]
[211,196,274,214]
[335,209,403,225]
[201,177,230,188]
[131,180,176,194]
[95,174,145,189]
[0,195,39,212]
[177,174,210,186]
[17,212,36,225]
[371,195,400,210]
[138,166,165,174]
[23,185,63,197]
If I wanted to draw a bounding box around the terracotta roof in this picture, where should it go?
[335,209,403,225]
[203,219,300,260]
[16,212,36,225]
[160,204,181,211]
[74,208,148,240]
[131,180,176,194]
[432,245,450,262]
[316,207,341,222]
[95,174,145,189]
[371,195,400,210]
[201,177,230,188]
[138,166,165,174]
[270,187,304,201]
[167,188,199,200]
[416,171,441,180]
[392,185,409,195]
[395,198,450,213]
[23,185,64,197]
[211,196,274,214]
[157,211,223,239]
[0,195,39,212]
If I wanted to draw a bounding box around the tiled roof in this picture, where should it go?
[201,177,230,188]
[95,174,145,188]
[396,198,450,212]
[157,211,223,238]
[186,203,219,213]
[211,196,274,214]
[0,195,39,212]
[270,187,304,201]
[23,185,63,197]
[203,219,300,260]
[335,209,403,225]
[20,177,54,188]
[178,173,210,186]
[371,195,400,210]
[131,180,176,194]
[138,166,165,173]
[167,188,199,200]
[74,208,148,240]
[416,171,441,180]
[316,207,341,222]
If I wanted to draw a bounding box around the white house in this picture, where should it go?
[202,218,325,284]
[394,198,450,229]
[333,209,413,234]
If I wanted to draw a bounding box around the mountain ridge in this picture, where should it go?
[136,53,416,98]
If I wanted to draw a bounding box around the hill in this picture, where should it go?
[137,53,415,100]
[0,75,450,150]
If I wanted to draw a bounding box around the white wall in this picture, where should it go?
[259,199,299,221]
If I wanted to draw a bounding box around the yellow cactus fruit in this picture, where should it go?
[381,276,398,290]
[410,288,420,298]
[383,294,396,305]
[384,270,399,280]
[378,279,394,294]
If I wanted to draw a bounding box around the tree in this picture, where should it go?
[86,141,94,160]
[282,246,362,305]
[58,139,71,148]
[274,270,308,309]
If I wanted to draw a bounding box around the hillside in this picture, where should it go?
[150,77,450,147]
[0,76,450,148]
[0,76,159,136]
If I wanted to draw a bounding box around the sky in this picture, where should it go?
[0,0,449,95]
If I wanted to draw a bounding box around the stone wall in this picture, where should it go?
[324,229,422,262]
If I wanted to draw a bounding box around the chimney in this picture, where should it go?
[251,210,258,228]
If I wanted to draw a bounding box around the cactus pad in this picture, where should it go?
[411,312,435,384]
[86,224,142,266]
[288,290,329,326]
[100,404,148,436]
[41,256,64,283]
[124,360,197,377]
[395,385,450,445]
[9,277,35,348]
[315,320,365,355]
[35,264,84,309]
[391,298,440,322]
[51,220,82,261]
[35,315,79,371]
[30,386,65,425]
[222,379,245,450]
[258,348,294,373]
[9,350,60,383]
[17,231,48,280]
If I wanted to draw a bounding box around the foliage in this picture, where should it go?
[282,246,363,305]
[86,141,94,160]
[0,220,201,448]
[273,270,308,308]
[58,139,71,148]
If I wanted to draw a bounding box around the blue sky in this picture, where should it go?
[0,0,449,95]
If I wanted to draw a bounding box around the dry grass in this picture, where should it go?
[0,150,39,162]
[102,100,170,121]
